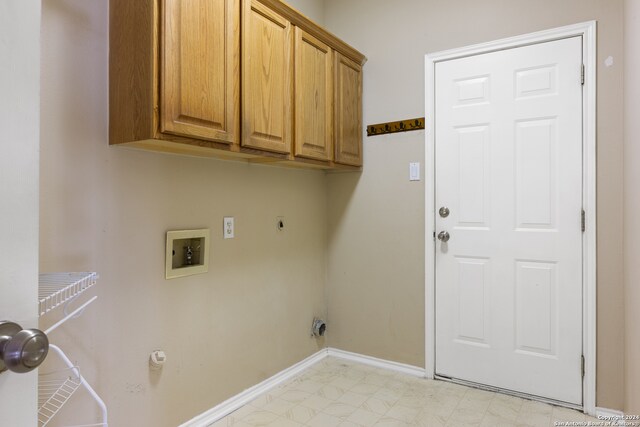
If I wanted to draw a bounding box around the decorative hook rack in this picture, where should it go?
[366,117,425,137]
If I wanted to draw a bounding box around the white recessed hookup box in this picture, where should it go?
[165,229,210,279]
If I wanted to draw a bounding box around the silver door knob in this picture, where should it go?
[437,231,450,242]
[0,321,49,374]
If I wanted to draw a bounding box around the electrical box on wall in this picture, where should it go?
[165,229,210,279]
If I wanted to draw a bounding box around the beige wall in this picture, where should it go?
[624,0,640,415]
[285,0,324,24]
[39,1,327,426]
[324,0,625,410]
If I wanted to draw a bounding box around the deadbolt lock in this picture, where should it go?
[439,207,450,218]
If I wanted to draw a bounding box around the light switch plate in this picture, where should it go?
[409,162,421,181]
[223,217,234,239]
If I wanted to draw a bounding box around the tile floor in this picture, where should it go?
[209,357,600,427]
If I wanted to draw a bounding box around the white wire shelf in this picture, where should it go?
[39,272,98,316]
[38,367,82,427]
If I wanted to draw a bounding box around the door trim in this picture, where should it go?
[424,21,597,415]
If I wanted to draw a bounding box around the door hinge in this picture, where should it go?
[581,64,585,85]
[581,355,585,378]
[581,209,586,232]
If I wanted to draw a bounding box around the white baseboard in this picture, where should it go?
[595,407,625,419]
[327,348,427,378]
[177,349,328,427]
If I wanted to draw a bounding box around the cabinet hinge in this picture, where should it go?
[581,64,585,85]
[581,355,585,378]
[581,209,586,232]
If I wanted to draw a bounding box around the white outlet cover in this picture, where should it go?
[223,217,234,239]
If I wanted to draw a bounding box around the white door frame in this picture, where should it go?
[424,21,597,415]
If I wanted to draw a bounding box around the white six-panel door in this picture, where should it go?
[434,37,583,404]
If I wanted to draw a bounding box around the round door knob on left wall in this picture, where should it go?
[0,321,49,374]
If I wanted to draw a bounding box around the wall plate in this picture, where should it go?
[409,162,421,181]
[223,217,234,239]
[165,229,210,279]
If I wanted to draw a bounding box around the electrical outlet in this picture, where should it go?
[223,217,234,239]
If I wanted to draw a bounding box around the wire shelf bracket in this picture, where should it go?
[38,366,82,427]
[38,345,108,427]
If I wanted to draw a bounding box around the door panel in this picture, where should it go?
[161,0,240,144]
[516,118,557,229]
[515,261,557,356]
[435,37,583,404]
[242,0,293,154]
[457,125,490,227]
[455,257,491,346]
[334,52,363,166]
[294,27,333,161]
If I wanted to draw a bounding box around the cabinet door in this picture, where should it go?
[294,28,333,161]
[334,52,363,166]
[161,0,240,144]
[242,0,293,154]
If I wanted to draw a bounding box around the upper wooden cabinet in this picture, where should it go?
[294,27,333,162]
[241,0,293,154]
[161,0,240,144]
[109,0,366,169]
[334,53,363,166]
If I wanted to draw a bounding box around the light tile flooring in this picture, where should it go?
[210,357,599,427]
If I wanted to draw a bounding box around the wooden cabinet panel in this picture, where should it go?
[294,28,333,161]
[242,0,293,154]
[109,0,157,145]
[161,0,240,144]
[334,52,363,166]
